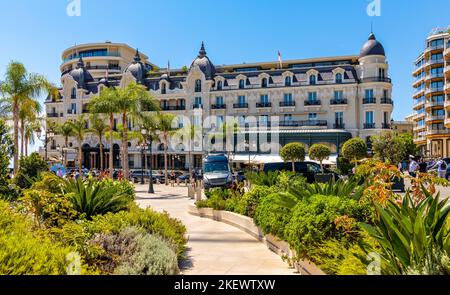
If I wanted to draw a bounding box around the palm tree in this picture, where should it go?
[89,114,108,171]
[138,114,159,173]
[69,115,87,175]
[24,119,41,157]
[0,61,57,173]
[180,124,202,182]
[19,98,41,157]
[155,113,177,185]
[89,87,119,178]
[114,83,159,179]
[58,121,74,167]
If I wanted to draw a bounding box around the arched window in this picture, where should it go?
[217,80,222,90]
[285,76,292,86]
[309,75,316,85]
[71,87,77,99]
[335,73,343,84]
[239,79,245,89]
[261,78,268,88]
[195,79,202,92]
[161,82,166,94]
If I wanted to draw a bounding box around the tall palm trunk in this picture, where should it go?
[20,118,25,158]
[13,101,19,174]
[109,114,114,179]
[78,140,82,175]
[122,112,129,180]
[99,135,104,171]
[25,136,28,157]
[164,133,168,186]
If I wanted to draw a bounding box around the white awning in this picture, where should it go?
[230,154,337,165]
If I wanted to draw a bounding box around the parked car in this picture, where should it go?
[263,161,340,183]
[203,154,233,189]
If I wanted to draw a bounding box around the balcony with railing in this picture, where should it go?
[360,77,392,83]
[62,52,121,63]
[256,102,272,108]
[413,99,425,109]
[304,100,321,106]
[425,44,445,53]
[426,59,444,67]
[161,105,186,111]
[233,103,249,109]
[363,97,376,104]
[380,98,394,105]
[426,100,444,108]
[192,104,203,109]
[426,115,444,123]
[47,113,59,118]
[425,86,444,94]
[330,98,348,105]
[279,101,295,107]
[211,104,226,110]
[426,72,444,80]
[427,128,450,136]
[363,123,376,129]
[279,120,328,127]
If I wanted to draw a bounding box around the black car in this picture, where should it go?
[263,161,339,183]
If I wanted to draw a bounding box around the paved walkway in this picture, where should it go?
[135,184,296,275]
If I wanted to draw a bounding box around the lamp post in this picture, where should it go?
[142,129,159,194]
[140,143,145,185]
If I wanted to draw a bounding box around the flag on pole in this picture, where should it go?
[167,60,171,76]
[278,50,282,69]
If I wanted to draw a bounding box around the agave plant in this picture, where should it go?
[275,177,365,209]
[360,186,450,275]
[63,178,133,220]
[245,171,279,187]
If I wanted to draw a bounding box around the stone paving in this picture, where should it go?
[134,184,296,275]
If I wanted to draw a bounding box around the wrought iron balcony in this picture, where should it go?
[364,123,376,129]
[211,104,226,110]
[256,102,272,108]
[279,101,295,107]
[161,105,186,111]
[233,103,249,109]
[380,98,394,105]
[304,100,321,106]
[363,97,376,104]
[279,120,327,127]
[360,77,392,83]
[330,98,348,105]
[47,113,59,118]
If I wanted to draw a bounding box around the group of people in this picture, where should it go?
[406,156,448,179]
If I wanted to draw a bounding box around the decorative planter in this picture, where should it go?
[188,204,325,275]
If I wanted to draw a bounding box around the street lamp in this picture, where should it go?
[140,143,146,185]
[141,129,155,193]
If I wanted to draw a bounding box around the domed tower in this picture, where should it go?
[124,49,148,84]
[357,33,393,141]
[190,42,216,80]
[69,56,93,89]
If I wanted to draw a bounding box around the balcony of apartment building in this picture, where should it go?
[62,52,121,64]
[424,43,445,54]
[413,97,426,109]
[362,97,377,104]
[192,103,203,109]
[330,98,348,105]
[444,95,450,109]
[425,58,444,67]
[211,104,226,110]
[425,86,444,95]
[380,97,394,105]
[304,100,321,106]
[425,114,444,123]
[413,112,425,121]
[413,87,425,98]
[233,103,249,109]
[382,123,391,129]
[363,123,376,129]
[413,124,426,132]
[279,120,328,128]
[427,128,450,136]
[360,77,392,83]
[47,112,59,118]
[279,101,296,107]
[256,102,272,108]
[425,99,444,109]
[413,75,425,87]
[426,72,444,81]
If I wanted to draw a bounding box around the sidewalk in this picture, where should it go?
[134,184,296,275]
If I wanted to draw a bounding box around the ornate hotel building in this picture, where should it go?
[412,27,450,157]
[43,33,393,170]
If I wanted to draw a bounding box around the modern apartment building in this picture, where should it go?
[43,33,393,170]
[412,27,450,157]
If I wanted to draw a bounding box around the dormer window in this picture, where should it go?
[285,76,292,86]
[335,73,342,84]
[261,78,268,88]
[161,83,167,94]
[309,75,316,85]
[217,80,223,90]
[195,79,202,92]
[239,79,245,89]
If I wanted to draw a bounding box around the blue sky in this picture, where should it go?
[0,0,449,121]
